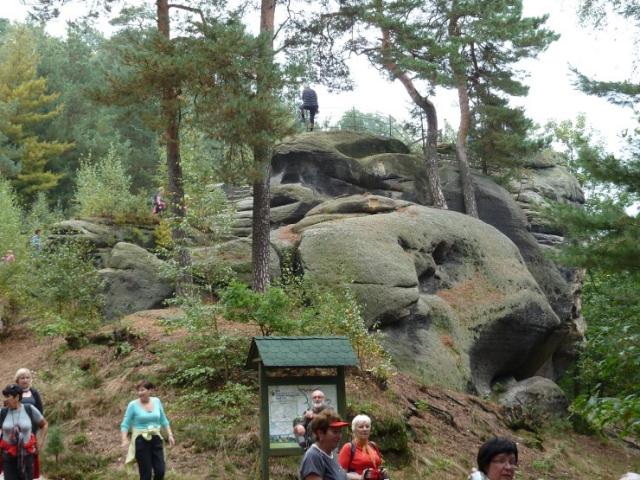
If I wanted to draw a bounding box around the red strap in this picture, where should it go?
[0,434,37,456]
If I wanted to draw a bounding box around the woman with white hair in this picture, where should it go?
[14,369,43,416]
[338,414,389,480]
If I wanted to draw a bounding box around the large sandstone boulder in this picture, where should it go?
[271,132,429,204]
[50,218,156,251]
[217,132,584,393]
[190,238,280,285]
[99,242,173,319]
[294,194,562,394]
[499,376,569,425]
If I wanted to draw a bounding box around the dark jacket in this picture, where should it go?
[302,87,318,108]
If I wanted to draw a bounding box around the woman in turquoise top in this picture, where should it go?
[120,380,175,480]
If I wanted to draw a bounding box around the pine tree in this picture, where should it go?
[45,425,65,463]
[442,0,557,212]
[0,26,72,201]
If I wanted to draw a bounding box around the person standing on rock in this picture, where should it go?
[0,384,48,480]
[300,85,319,132]
[120,380,175,480]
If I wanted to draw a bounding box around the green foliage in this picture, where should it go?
[178,382,254,420]
[16,240,104,348]
[218,272,395,381]
[73,145,149,221]
[45,425,65,463]
[162,333,249,389]
[0,25,72,201]
[570,271,640,438]
[219,281,298,335]
[25,192,64,234]
[0,177,24,257]
[41,449,109,480]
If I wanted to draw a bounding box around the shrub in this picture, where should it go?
[217,275,395,383]
[45,425,65,463]
[162,333,249,388]
[16,240,104,347]
[569,271,640,439]
[219,281,298,335]
[73,145,149,221]
[0,178,24,257]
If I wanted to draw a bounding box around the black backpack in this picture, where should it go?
[0,404,39,437]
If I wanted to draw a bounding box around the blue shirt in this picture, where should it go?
[120,397,170,432]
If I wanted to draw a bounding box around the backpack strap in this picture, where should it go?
[0,407,7,440]
[23,404,39,435]
[348,440,356,472]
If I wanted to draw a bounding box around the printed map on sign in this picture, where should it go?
[268,384,337,444]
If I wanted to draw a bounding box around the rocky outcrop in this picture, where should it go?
[50,132,585,398]
[49,218,156,250]
[99,242,173,320]
[499,376,569,424]
[190,238,280,285]
[290,195,562,394]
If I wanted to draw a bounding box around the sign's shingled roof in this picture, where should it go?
[245,336,358,369]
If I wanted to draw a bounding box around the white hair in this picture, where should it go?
[351,414,371,431]
[15,368,32,386]
[620,474,640,480]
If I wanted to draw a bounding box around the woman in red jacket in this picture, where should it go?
[338,415,389,480]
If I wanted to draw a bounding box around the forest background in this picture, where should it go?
[0,0,639,477]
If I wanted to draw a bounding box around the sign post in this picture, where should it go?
[246,336,357,480]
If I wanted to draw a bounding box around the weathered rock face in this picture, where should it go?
[190,238,280,285]
[263,132,583,393]
[290,195,562,394]
[499,376,569,422]
[99,242,173,320]
[50,218,156,250]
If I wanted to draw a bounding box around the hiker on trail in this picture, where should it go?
[152,188,167,215]
[299,409,350,480]
[294,389,327,450]
[15,369,43,417]
[0,384,48,480]
[120,380,175,480]
[468,437,518,480]
[15,369,44,480]
[338,414,389,480]
[300,85,319,131]
[30,230,42,253]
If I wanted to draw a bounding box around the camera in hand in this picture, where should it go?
[363,467,390,479]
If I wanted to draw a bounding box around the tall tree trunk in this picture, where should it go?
[157,0,191,293]
[454,77,479,218]
[251,0,276,293]
[379,23,447,209]
[449,13,479,218]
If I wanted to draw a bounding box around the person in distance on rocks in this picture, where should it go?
[300,85,319,132]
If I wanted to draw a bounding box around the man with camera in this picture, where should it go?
[293,390,327,450]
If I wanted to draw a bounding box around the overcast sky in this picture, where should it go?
[2,0,637,152]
